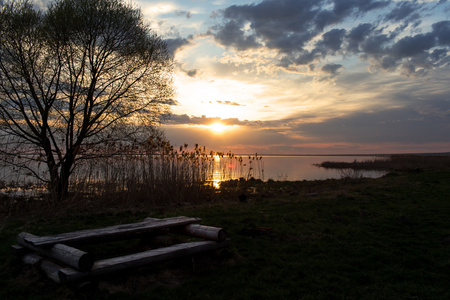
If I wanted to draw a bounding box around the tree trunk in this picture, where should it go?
[48,161,61,201]
[47,158,73,201]
[59,160,72,200]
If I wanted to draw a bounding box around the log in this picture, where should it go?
[23,216,201,247]
[17,232,94,271]
[40,259,63,283]
[21,253,62,283]
[59,239,231,282]
[21,253,42,265]
[173,224,227,242]
[144,218,227,241]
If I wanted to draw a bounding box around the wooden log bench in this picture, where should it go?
[11,216,230,283]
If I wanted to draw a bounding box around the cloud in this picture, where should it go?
[164,114,226,125]
[297,106,450,144]
[184,69,198,78]
[143,3,177,16]
[358,20,450,75]
[212,20,260,51]
[391,33,436,58]
[433,21,450,46]
[216,100,245,106]
[317,29,347,54]
[165,36,193,57]
[321,63,344,75]
[163,101,450,151]
[212,0,390,52]
[164,114,279,127]
[209,0,450,77]
[384,1,421,24]
[175,10,192,19]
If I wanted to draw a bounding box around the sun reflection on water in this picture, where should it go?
[211,179,221,189]
[205,154,264,189]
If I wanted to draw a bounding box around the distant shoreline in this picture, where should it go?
[234,152,450,157]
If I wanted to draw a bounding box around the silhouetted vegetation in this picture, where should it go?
[0,136,263,214]
[69,141,263,206]
[316,153,450,172]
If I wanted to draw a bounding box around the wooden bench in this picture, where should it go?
[12,216,230,283]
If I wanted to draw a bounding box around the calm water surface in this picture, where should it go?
[255,155,387,181]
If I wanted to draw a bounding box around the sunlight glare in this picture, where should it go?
[208,122,228,134]
[212,179,221,189]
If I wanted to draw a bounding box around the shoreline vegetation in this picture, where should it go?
[1,154,449,299]
[315,153,450,172]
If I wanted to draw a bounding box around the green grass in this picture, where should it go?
[1,171,449,299]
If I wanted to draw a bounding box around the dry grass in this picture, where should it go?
[0,142,263,217]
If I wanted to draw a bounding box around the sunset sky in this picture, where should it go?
[36,0,450,155]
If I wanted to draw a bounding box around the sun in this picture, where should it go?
[208,122,228,134]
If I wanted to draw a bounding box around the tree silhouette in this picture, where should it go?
[0,0,174,200]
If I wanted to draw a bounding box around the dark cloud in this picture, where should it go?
[284,51,317,66]
[321,63,344,75]
[384,1,421,23]
[209,0,450,77]
[346,23,376,53]
[184,69,198,78]
[164,114,278,127]
[297,103,450,144]
[316,28,347,54]
[390,33,436,58]
[212,0,390,52]
[356,21,450,74]
[213,0,322,52]
[175,10,192,19]
[212,20,260,51]
[332,0,390,17]
[165,37,191,57]
[358,32,391,56]
[165,114,220,125]
[433,21,450,46]
[164,114,234,126]
[430,48,448,62]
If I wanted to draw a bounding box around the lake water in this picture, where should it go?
[247,155,387,181]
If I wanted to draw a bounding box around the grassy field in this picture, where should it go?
[1,170,449,299]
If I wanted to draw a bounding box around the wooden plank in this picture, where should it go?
[23,216,201,247]
[11,244,28,256]
[17,232,94,271]
[59,239,231,282]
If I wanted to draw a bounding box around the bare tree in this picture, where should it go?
[0,0,174,200]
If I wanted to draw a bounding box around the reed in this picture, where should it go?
[66,140,263,206]
[0,135,264,207]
